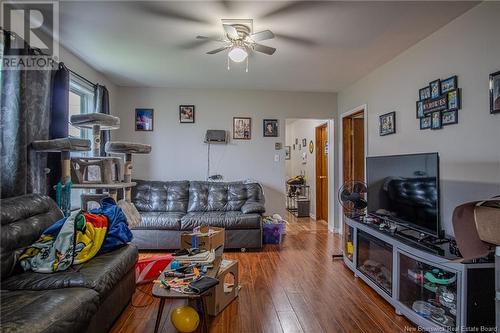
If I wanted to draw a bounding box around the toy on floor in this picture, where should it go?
[170,306,199,333]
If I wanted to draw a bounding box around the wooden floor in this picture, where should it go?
[111,215,415,333]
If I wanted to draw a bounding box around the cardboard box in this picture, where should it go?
[206,259,239,316]
[180,226,225,252]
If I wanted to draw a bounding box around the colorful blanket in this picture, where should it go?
[19,198,133,273]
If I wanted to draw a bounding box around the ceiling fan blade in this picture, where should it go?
[249,30,275,42]
[206,47,229,55]
[223,24,239,39]
[253,43,276,55]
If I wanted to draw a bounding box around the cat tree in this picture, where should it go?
[69,113,151,208]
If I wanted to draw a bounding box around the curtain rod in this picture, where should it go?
[2,29,97,88]
[69,69,96,88]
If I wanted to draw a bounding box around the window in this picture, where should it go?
[69,72,95,139]
[68,72,95,209]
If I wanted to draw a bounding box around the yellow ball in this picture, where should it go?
[170,306,200,333]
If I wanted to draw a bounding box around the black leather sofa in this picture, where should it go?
[0,194,138,333]
[131,180,265,250]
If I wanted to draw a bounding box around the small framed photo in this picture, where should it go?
[263,119,279,137]
[441,75,458,94]
[179,105,195,123]
[430,111,442,130]
[419,86,431,101]
[302,138,307,147]
[420,116,432,130]
[379,111,396,136]
[233,117,251,140]
[274,142,282,150]
[416,101,425,118]
[490,71,500,114]
[442,110,458,125]
[135,108,154,131]
[430,79,441,99]
[285,146,291,160]
[447,89,461,111]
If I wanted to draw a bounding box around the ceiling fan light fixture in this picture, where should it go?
[228,46,248,63]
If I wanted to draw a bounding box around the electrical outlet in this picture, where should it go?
[274,154,280,162]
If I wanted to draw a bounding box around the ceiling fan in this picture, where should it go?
[197,20,276,72]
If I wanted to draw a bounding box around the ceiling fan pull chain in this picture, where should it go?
[246,57,249,73]
[227,56,230,71]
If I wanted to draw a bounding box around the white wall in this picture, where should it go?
[285,119,329,218]
[112,87,337,217]
[337,2,500,235]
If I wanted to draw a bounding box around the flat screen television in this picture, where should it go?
[366,153,441,238]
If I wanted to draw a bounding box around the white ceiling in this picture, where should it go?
[59,1,477,92]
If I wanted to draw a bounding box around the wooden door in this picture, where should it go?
[342,113,365,184]
[315,123,328,222]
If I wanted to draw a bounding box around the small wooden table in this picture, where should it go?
[152,257,222,333]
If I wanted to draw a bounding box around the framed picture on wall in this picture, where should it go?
[379,111,396,136]
[430,79,441,99]
[135,108,154,131]
[416,101,425,118]
[263,119,279,137]
[490,71,500,114]
[442,110,458,125]
[441,76,458,94]
[420,116,432,129]
[302,138,307,147]
[285,146,291,160]
[447,89,461,111]
[430,111,442,129]
[233,117,251,139]
[179,105,195,123]
[419,86,431,101]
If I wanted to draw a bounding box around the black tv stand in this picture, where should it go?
[343,217,496,332]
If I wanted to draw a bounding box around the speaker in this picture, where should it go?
[205,130,227,143]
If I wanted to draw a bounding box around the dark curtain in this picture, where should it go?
[94,84,110,156]
[47,63,70,199]
[1,32,54,198]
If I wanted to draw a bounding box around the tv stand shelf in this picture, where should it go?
[343,217,495,332]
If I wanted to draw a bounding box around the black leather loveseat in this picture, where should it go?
[130,180,265,250]
[1,194,138,333]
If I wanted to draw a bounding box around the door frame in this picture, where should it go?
[337,105,368,234]
[315,122,329,222]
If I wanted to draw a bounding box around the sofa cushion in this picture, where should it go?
[1,287,99,333]
[132,180,189,213]
[2,245,138,300]
[132,212,183,230]
[1,194,63,280]
[180,211,261,230]
[187,181,265,213]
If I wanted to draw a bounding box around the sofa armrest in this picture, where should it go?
[241,202,265,214]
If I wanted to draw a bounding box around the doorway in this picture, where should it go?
[315,123,328,222]
[342,111,365,184]
[340,107,366,233]
[285,119,332,224]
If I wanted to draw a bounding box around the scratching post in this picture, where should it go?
[92,124,101,156]
[31,137,91,215]
[105,142,152,202]
[124,153,133,201]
